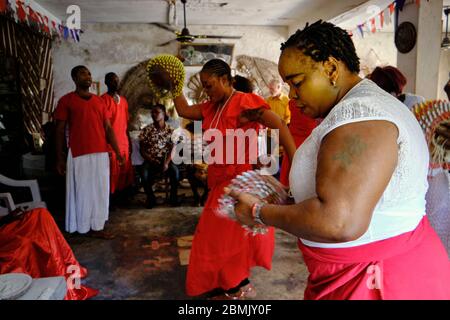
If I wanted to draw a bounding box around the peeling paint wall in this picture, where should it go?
[52,22,450,110]
[52,23,288,105]
[352,32,397,76]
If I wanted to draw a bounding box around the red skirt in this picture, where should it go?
[185,164,275,296]
[0,208,98,300]
[109,151,134,194]
[298,216,450,300]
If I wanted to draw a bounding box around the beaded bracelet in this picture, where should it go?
[251,202,266,226]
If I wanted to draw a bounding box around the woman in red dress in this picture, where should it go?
[171,59,296,299]
[279,99,318,187]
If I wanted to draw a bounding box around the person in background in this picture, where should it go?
[101,72,134,203]
[55,65,124,239]
[265,78,292,180]
[182,121,209,207]
[266,78,291,125]
[367,66,425,110]
[279,99,318,187]
[233,75,255,93]
[139,104,180,208]
[226,20,450,300]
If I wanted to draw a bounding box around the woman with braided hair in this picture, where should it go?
[171,59,296,299]
[226,20,450,299]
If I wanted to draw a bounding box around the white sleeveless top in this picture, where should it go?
[289,79,429,248]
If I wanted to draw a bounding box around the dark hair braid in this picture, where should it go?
[201,59,233,83]
[281,20,360,73]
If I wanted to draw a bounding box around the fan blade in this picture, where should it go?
[193,35,242,40]
[157,38,177,47]
[150,22,178,33]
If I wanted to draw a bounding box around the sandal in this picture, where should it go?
[207,283,257,300]
[222,284,257,300]
[239,283,257,299]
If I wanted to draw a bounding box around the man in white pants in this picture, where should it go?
[55,65,124,239]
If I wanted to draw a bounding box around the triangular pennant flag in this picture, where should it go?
[365,22,371,34]
[16,0,26,22]
[36,11,44,26]
[27,6,40,29]
[395,0,406,11]
[70,29,80,42]
[389,2,396,15]
[379,11,384,29]
[42,15,50,33]
[63,26,69,39]
[26,5,30,19]
[9,0,17,21]
[370,18,376,33]
[384,6,391,25]
[357,25,364,38]
[0,0,8,13]
[51,20,57,35]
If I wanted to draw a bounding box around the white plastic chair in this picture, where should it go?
[0,173,46,216]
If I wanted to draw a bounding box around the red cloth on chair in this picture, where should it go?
[298,216,450,300]
[186,92,275,296]
[0,208,98,300]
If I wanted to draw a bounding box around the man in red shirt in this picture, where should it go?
[54,65,123,239]
[101,73,134,198]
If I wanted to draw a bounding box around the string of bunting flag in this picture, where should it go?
[349,0,421,38]
[0,0,81,42]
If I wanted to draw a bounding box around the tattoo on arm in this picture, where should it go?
[332,135,367,169]
[240,107,265,121]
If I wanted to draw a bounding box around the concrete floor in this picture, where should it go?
[64,191,309,300]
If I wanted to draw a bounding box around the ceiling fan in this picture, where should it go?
[152,0,242,47]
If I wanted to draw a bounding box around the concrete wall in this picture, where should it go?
[52,23,288,105]
[352,32,397,76]
[52,21,450,108]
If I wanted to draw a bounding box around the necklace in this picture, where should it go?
[209,90,235,130]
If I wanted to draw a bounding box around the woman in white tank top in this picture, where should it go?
[226,20,450,300]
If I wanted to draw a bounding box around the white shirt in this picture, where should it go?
[289,79,430,248]
[402,93,426,110]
